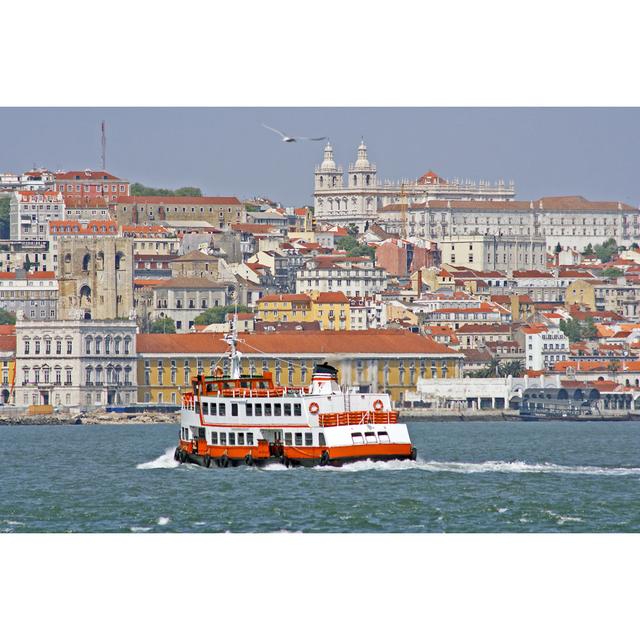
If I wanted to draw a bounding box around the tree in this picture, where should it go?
[554,242,562,254]
[582,316,598,339]
[0,309,16,325]
[336,235,359,252]
[631,243,639,250]
[559,318,584,343]
[148,317,176,333]
[130,183,202,197]
[346,223,359,237]
[594,238,618,263]
[582,243,595,257]
[194,305,251,326]
[499,360,525,377]
[0,196,10,240]
[602,266,624,279]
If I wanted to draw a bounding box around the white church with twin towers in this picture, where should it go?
[313,139,515,231]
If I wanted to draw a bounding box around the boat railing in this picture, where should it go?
[318,411,399,427]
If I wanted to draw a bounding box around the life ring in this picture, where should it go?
[179,449,187,463]
[309,402,320,415]
[244,454,254,466]
[373,399,384,411]
[410,447,417,461]
[320,450,330,466]
[219,454,229,468]
[173,447,181,462]
[204,455,212,468]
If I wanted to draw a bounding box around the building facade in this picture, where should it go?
[314,141,515,229]
[136,330,463,405]
[57,237,134,320]
[14,319,137,408]
[53,170,129,203]
[10,190,65,241]
[0,271,58,320]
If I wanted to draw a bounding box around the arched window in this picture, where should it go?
[95,337,102,355]
[115,252,125,270]
[80,285,91,305]
[366,174,371,186]
[63,253,72,275]
[105,336,111,354]
[353,175,357,186]
[82,253,91,271]
[95,366,103,384]
[85,336,93,354]
[96,251,104,270]
[114,337,121,354]
[319,176,323,187]
[124,337,131,355]
[85,367,93,385]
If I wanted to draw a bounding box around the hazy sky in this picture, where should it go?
[1,108,638,207]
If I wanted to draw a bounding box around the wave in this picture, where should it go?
[157,516,170,526]
[137,448,180,470]
[317,458,640,476]
[130,526,152,533]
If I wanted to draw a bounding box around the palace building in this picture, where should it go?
[136,330,464,406]
[313,140,515,230]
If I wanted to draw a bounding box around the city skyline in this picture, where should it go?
[1,107,639,207]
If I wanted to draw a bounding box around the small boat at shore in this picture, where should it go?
[174,318,416,468]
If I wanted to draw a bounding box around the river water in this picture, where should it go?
[1,420,639,532]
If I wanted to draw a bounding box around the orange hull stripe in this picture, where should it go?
[284,443,411,459]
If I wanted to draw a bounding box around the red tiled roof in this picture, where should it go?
[114,195,239,205]
[63,195,109,208]
[0,335,16,352]
[259,294,311,303]
[315,292,349,304]
[456,323,512,334]
[55,170,124,181]
[137,330,462,356]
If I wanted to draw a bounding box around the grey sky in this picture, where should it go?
[1,107,638,207]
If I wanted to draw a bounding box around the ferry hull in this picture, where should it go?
[176,445,417,468]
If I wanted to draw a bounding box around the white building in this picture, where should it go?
[314,141,515,230]
[10,190,65,241]
[522,327,569,371]
[296,255,387,297]
[349,296,387,330]
[0,271,58,320]
[15,319,138,408]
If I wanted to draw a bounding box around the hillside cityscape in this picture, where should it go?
[1,136,640,421]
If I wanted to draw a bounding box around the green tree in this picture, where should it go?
[194,305,251,326]
[554,242,562,254]
[602,266,624,279]
[0,196,10,239]
[148,317,176,333]
[559,318,583,342]
[582,316,598,339]
[499,360,525,377]
[631,242,639,250]
[582,243,595,256]
[336,235,359,252]
[346,223,359,237]
[594,238,618,263]
[130,183,202,197]
[0,309,16,325]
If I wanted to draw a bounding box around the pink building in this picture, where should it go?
[54,170,129,202]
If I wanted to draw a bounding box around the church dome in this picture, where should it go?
[354,139,371,170]
[320,141,337,171]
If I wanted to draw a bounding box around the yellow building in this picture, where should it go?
[256,292,351,330]
[0,333,16,405]
[136,330,463,406]
[565,279,596,310]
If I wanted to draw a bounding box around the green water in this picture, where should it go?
[1,420,639,532]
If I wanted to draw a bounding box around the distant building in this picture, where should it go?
[0,238,51,273]
[54,170,129,202]
[439,235,547,274]
[14,319,137,408]
[112,195,246,230]
[314,140,514,230]
[10,190,65,241]
[0,271,58,320]
[518,326,570,371]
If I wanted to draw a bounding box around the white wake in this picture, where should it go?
[316,458,640,476]
[137,447,180,469]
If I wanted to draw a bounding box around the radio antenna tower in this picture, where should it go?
[100,120,106,170]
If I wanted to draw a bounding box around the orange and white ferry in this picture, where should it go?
[174,320,416,468]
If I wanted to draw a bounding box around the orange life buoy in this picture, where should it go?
[373,399,384,411]
[309,402,320,415]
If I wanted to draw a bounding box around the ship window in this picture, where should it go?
[351,433,364,445]
[232,403,238,417]
[210,403,217,416]
[219,403,226,416]
[284,404,292,417]
[247,433,254,446]
[229,433,236,446]
[377,431,390,443]
[274,403,282,416]
[264,403,272,417]
[304,433,313,446]
[295,433,303,446]
[246,403,253,416]
[364,431,377,444]
[198,428,205,439]
[319,433,326,446]
[238,433,245,445]
[294,403,302,417]
[220,432,227,445]
[202,402,209,415]
[255,404,263,417]
[285,432,292,446]
[194,401,200,414]
[211,431,218,445]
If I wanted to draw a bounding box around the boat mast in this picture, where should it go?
[224,298,242,379]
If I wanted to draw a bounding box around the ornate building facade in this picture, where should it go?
[314,140,515,230]
[57,237,134,320]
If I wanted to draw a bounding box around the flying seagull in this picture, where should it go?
[261,123,327,143]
